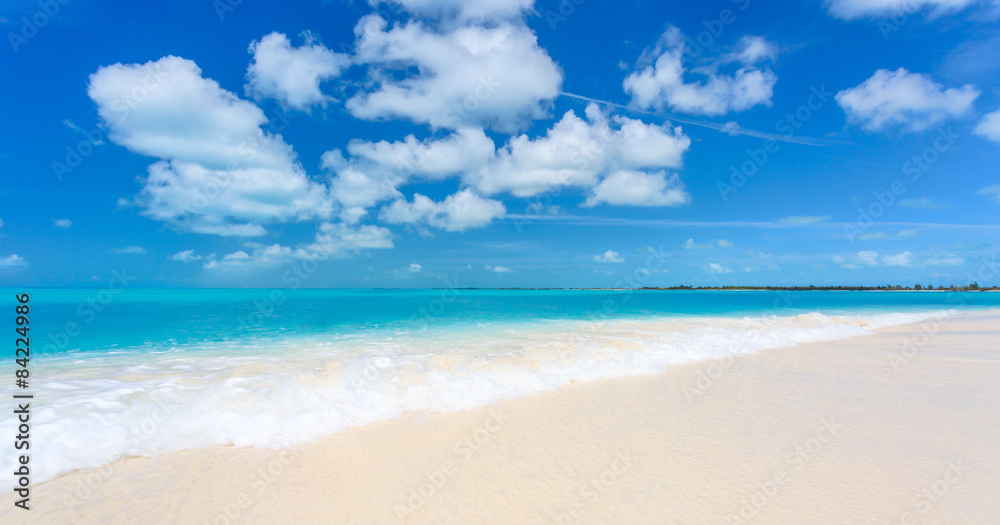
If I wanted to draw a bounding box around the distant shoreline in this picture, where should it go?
[432,285,999,292]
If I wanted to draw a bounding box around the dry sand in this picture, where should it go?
[3,311,998,524]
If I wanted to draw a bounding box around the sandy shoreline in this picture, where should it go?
[3,311,998,524]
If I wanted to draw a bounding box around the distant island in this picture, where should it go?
[434,283,998,291]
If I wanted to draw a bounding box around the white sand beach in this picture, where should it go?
[3,311,998,524]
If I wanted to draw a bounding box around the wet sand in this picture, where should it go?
[3,311,998,524]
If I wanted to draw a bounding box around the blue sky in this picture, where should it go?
[1,0,999,288]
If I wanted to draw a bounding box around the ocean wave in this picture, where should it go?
[2,309,953,483]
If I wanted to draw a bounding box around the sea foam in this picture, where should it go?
[2,309,951,483]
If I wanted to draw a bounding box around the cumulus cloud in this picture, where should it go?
[623,26,777,116]
[245,31,349,111]
[408,262,423,272]
[343,127,496,181]
[491,265,513,273]
[835,68,979,132]
[53,219,72,228]
[468,103,690,198]
[348,14,562,131]
[974,109,1000,142]
[585,170,689,207]
[379,188,506,232]
[592,250,624,263]
[170,250,204,263]
[327,102,690,209]
[824,0,979,20]
[0,254,27,270]
[319,128,498,223]
[89,56,333,236]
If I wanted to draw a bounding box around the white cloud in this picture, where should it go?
[585,170,689,207]
[380,188,506,232]
[298,222,394,259]
[170,250,203,263]
[833,250,880,269]
[728,35,778,65]
[716,239,734,248]
[592,250,624,263]
[974,109,1000,142]
[321,128,497,223]
[245,31,349,111]
[111,246,147,255]
[53,219,72,228]
[704,262,734,274]
[203,223,394,272]
[468,104,690,197]
[408,262,423,272]
[882,251,913,267]
[979,184,1000,203]
[492,265,513,273]
[348,15,562,132]
[89,56,333,236]
[370,0,534,22]
[0,254,27,270]
[323,103,690,213]
[343,127,496,181]
[836,68,979,132]
[824,0,978,20]
[624,26,777,116]
[778,215,831,225]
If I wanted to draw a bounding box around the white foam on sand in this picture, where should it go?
[1,309,952,483]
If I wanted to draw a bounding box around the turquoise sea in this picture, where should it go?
[3,288,999,482]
